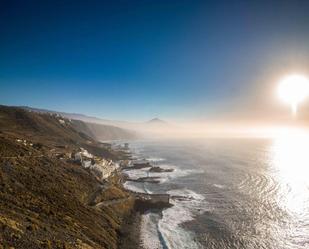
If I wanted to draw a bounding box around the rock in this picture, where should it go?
[149,166,174,173]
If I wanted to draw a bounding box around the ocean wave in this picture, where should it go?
[149,165,204,184]
[140,189,206,249]
[123,167,150,179]
[126,168,207,248]
[213,183,226,189]
[123,180,153,194]
[123,181,145,193]
[146,157,166,162]
[156,188,206,249]
[124,148,206,248]
[124,163,203,185]
[168,188,205,201]
[140,213,165,249]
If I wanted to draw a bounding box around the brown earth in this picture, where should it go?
[0,105,136,249]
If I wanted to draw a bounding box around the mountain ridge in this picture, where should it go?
[18,106,137,141]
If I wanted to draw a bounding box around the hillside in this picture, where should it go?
[20,106,137,141]
[0,106,136,248]
[79,121,136,141]
[0,106,123,159]
[19,106,176,139]
[71,120,137,142]
[0,106,91,144]
[19,106,110,124]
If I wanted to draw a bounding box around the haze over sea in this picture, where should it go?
[124,136,309,249]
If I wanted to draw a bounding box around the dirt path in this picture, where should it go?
[95,196,132,208]
[1,155,44,159]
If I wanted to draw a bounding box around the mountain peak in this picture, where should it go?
[147,118,166,124]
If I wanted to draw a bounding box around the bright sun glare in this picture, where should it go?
[278,74,309,116]
[272,128,309,214]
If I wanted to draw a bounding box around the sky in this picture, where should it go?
[1,0,309,122]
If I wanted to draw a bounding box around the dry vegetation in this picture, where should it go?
[0,106,136,248]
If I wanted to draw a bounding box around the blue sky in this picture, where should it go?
[1,0,309,121]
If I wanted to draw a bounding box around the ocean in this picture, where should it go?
[123,137,309,249]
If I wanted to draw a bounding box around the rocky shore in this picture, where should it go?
[126,176,161,183]
[119,155,179,248]
[149,166,174,173]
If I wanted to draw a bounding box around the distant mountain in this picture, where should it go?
[147,118,167,124]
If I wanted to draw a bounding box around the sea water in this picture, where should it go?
[124,138,309,249]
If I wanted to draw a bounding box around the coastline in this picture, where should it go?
[0,106,175,248]
[116,145,174,249]
[118,141,207,249]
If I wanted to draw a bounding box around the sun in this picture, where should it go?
[278,74,309,116]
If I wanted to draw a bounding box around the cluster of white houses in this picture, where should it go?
[73,148,119,180]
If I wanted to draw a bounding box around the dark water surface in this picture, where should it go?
[124,138,309,249]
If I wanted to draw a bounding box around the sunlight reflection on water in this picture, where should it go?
[130,135,309,249]
[271,129,309,216]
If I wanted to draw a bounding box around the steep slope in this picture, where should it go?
[20,106,137,141]
[0,106,91,144]
[0,105,119,159]
[0,106,135,248]
[72,121,137,141]
[20,106,111,124]
[68,119,97,140]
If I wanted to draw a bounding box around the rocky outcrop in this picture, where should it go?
[149,166,174,173]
